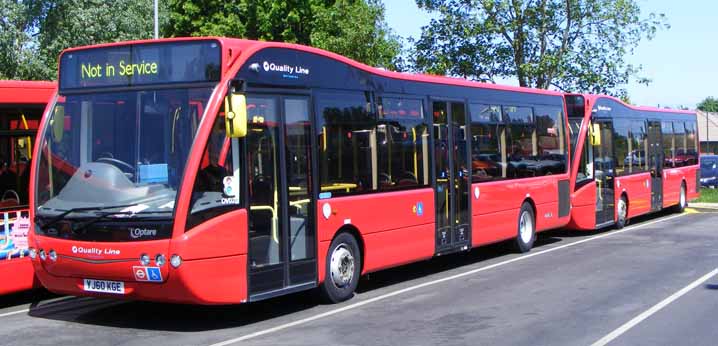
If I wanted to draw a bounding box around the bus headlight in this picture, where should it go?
[48,250,57,262]
[155,254,166,267]
[140,253,150,266]
[28,248,37,259]
[170,254,182,268]
[39,249,46,261]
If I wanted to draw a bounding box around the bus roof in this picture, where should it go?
[577,93,695,115]
[59,37,565,97]
[0,80,56,104]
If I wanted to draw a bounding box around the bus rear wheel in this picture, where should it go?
[514,203,536,253]
[673,183,687,213]
[320,232,361,303]
[616,196,628,229]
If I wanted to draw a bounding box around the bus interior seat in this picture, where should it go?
[397,171,418,186]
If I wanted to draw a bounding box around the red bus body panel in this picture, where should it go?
[615,173,652,219]
[33,209,249,304]
[316,189,435,282]
[1,81,54,295]
[567,182,596,230]
[0,248,36,295]
[0,81,55,104]
[471,175,570,246]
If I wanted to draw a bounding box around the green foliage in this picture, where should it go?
[0,0,167,80]
[696,188,718,203]
[165,0,402,69]
[412,0,668,97]
[2,0,400,79]
[0,0,38,79]
[698,97,718,113]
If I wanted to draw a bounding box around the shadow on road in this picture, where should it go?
[0,289,58,310]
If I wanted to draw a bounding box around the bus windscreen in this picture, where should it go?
[59,40,221,91]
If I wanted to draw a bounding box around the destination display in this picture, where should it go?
[59,40,221,91]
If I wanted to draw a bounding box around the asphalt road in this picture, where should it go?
[0,208,717,346]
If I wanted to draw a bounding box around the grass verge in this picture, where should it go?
[696,187,718,203]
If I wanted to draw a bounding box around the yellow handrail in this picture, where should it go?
[20,114,31,159]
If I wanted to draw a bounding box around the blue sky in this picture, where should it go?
[384,0,717,109]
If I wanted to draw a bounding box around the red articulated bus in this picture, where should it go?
[29,37,574,304]
[566,94,699,230]
[0,80,55,295]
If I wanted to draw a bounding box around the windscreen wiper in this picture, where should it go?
[71,210,173,235]
[36,204,139,230]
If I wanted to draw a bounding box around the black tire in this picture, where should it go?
[616,195,628,229]
[673,183,687,213]
[514,203,536,253]
[320,232,361,303]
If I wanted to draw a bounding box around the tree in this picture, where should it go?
[165,0,402,69]
[1,0,167,80]
[411,0,668,97]
[0,0,40,79]
[698,97,718,113]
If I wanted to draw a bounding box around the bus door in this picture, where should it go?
[432,100,471,254]
[592,120,615,226]
[647,120,663,211]
[245,94,316,300]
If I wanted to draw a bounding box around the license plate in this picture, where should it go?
[83,279,125,294]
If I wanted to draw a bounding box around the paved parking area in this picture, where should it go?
[0,209,716,346]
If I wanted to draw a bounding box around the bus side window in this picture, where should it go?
[503,105,535,178]
[316,91,376,195]
[469,103,506,182]
[376,96,429,190]
[534,106,567,175]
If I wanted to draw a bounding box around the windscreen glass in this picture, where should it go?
[35,87,213,221]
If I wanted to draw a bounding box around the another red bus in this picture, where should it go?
[29,38,573,304]
[0,80,54,294]
[566,94,699,230]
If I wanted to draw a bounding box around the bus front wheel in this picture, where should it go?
[320,232,362,303]
[514,203,536,253]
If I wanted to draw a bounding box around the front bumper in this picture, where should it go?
[33,254,248,305]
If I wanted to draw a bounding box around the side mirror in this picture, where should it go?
[224,94,247,138]
[52,105,65,143]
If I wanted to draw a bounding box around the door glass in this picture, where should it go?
[648,122,663,174]
[593,121,614,219]
[247,97,283,267]
[450,102,469,242]
[433,102,450,247]
[648,121,663,210]
[284,98,313,263]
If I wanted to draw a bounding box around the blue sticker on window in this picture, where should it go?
[319,192,332,199]
[139,164,168,184]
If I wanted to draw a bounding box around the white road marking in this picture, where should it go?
[0,309,28,318]
[591,267,718,346]
[209,213,690,346]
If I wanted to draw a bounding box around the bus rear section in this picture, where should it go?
[31,38,574,305]
[0,81,54,295]
[566,94,699,231]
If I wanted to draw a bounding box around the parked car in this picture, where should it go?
[700,154,718,188]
